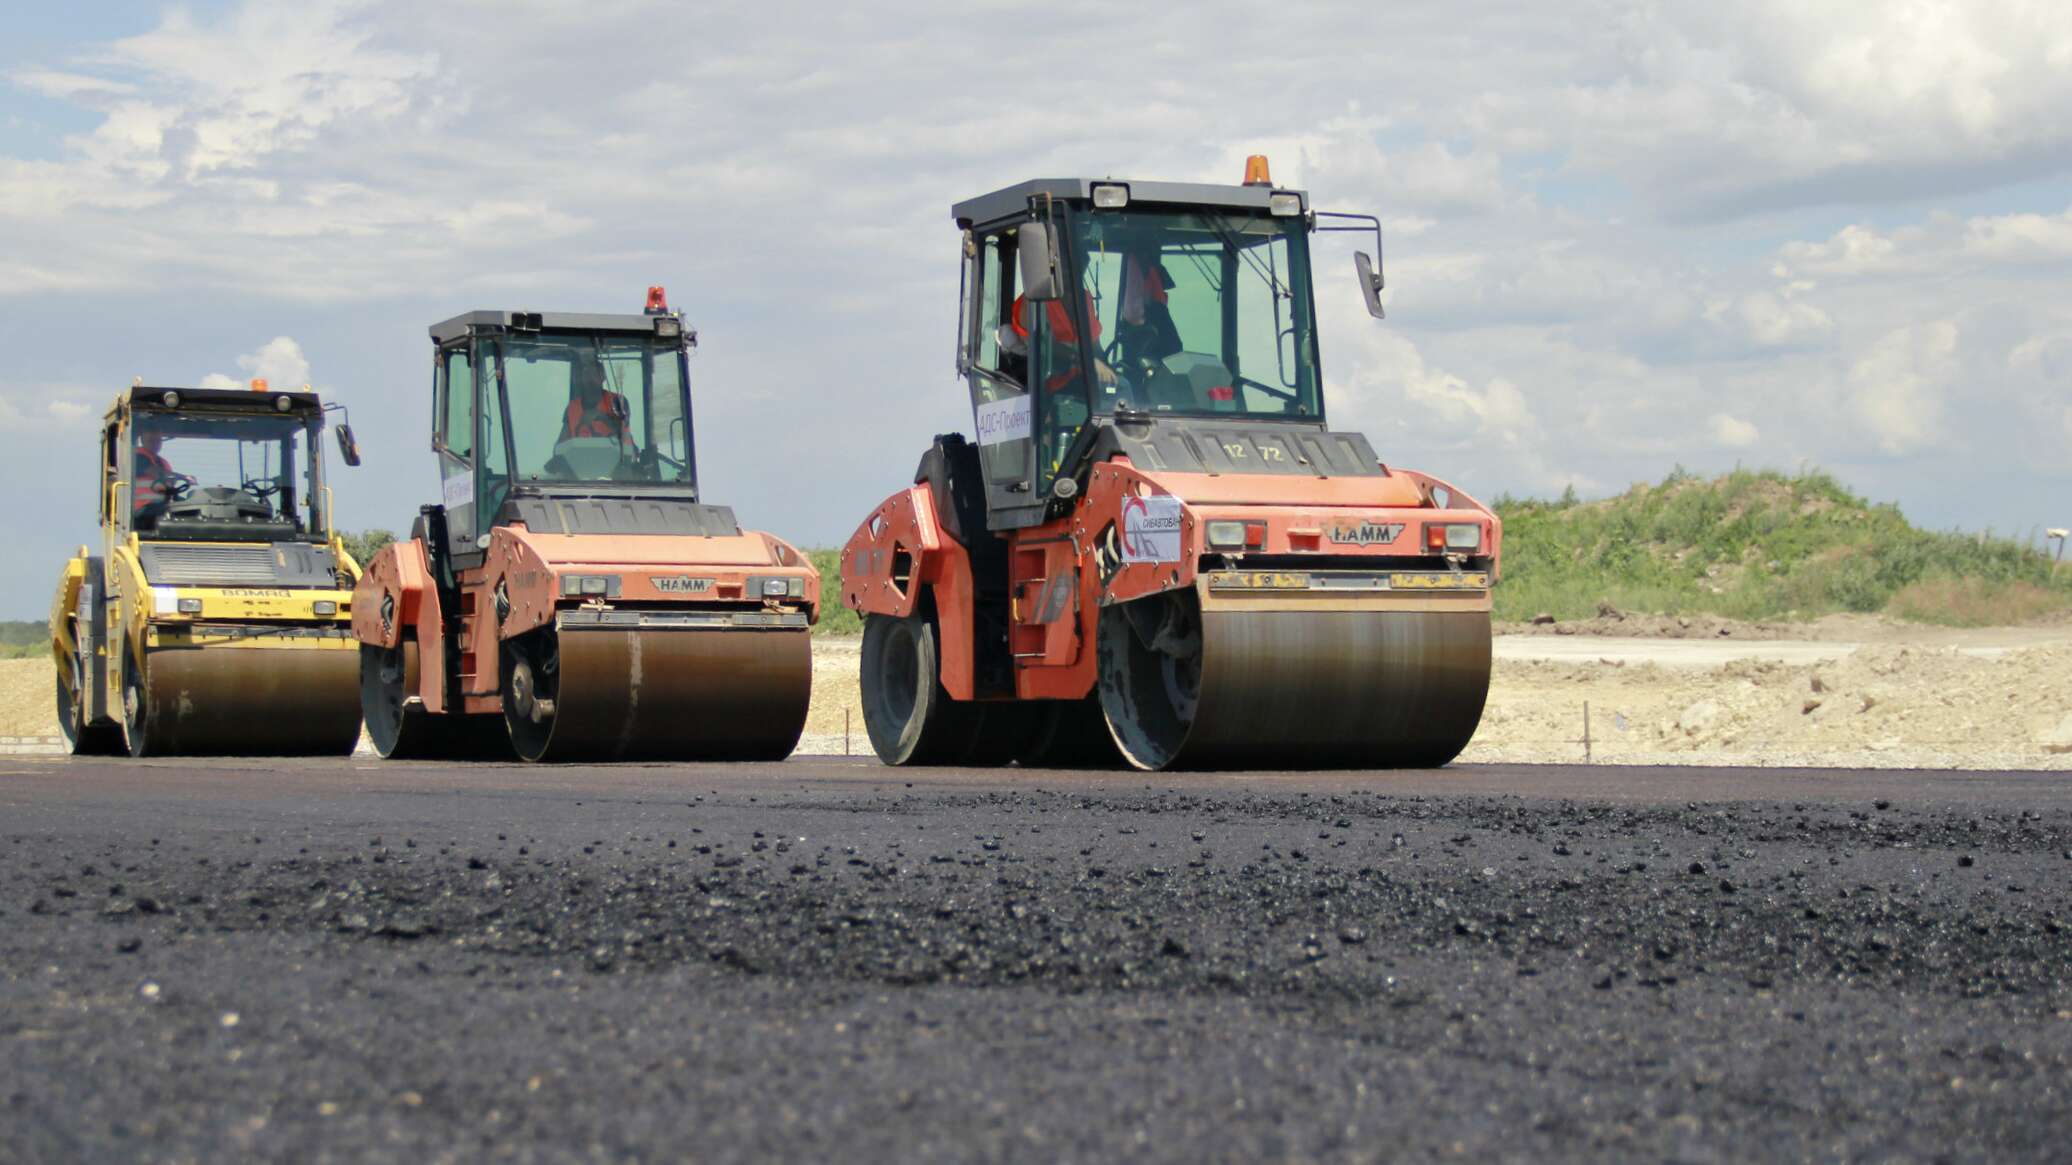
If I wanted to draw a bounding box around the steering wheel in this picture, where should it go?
[241,479,281,499]
[161,474,197,502]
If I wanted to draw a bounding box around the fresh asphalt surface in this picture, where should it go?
[3,756,2068,1163]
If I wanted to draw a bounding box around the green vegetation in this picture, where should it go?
[343,472,2072,636]
[0,620,45,659]
[341,528,397,567]
[1491,468,2072,626]
[809,549,861,636]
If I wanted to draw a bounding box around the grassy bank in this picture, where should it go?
[1491,469,2072,626]
[804,468,2071,630]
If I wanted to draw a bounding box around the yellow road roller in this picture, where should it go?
[51,380,368,756]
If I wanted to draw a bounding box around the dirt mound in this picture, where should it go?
[1498,611,1805,639]
[0,657,56,738]
[1466,643,2072,769]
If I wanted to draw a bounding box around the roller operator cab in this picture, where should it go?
[350,289,819,763]
[50,382,368,756]
[841,158,1502,771]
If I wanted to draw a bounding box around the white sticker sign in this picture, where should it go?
[152,586,180,614]
[974,395,1032,447]
[1120,494,1183,563]
[441,469,475,510]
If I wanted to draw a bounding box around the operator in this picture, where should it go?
[132,430,179,519]
[560,356,635,451]
[1005,291,1118,396]
[1116,248,1182,365]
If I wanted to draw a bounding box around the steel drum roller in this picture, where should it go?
[1099,603,1491,771]
[505,625,812,762]
[135,646,362,756]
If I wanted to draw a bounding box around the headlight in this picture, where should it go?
[1268,192,1302,216]
[176,597,202,614]
[1423,523,1482,552]
[1091,183,1129,209]
[1205,520,1265,550]
[312,600,338,616]
[580,576,609,595]
[752,575,804,599]
[161,391,181,408]
[560,575,619,597]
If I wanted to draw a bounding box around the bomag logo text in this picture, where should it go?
[1328,521,1405,546]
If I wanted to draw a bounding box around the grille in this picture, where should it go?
[141,544,280,585]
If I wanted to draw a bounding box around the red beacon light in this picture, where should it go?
[644,285,669,315]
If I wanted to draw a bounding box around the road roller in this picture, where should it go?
[51,380,368,756]
[839,157,1502,771]
[351,288,818,762]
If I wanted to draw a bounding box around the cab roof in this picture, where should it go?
[122,385,323,413]
[952,178,1309,230]
[428,310,683,345]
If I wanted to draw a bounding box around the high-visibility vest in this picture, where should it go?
[133,449,174,511]
[563,392,628,441]
[1011,293,1102,392]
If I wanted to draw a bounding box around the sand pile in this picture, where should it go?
[1466,643,2072,768]
[0,658,55,738]
[12,634,2069,768]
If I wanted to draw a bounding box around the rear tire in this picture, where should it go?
[501,628,559,763]
[120,656,158,758]
[860,611,985,765]
[362,642,513,761]
[362,642,423,759]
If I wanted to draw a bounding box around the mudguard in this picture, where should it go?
[352,538,448,711]
[840,484,984,699]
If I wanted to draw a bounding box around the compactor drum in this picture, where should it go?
[50,383,368,756]
[351,289,817,763]
[841,159,1501,771]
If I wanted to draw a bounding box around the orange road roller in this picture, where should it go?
[351,289,818,762]
[840,159,1501,770]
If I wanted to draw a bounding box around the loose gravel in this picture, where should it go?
[3,761,2069,1162]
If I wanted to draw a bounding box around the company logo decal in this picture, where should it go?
[975,394,1033,447]
[652,575,715,593]
[1328,520,1405,546]
[1120,494,1183,563]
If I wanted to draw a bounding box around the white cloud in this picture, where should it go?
[201,336,312,391]
[1848,320,1959,456]
[1705,291,1835,351]
[2,0,2071,613]
[1708,414,1760,448]
[1779,205,2072,280]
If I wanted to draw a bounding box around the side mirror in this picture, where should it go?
[336,423,362,467]
[1018,222,1059,302]
[1354,252,1386,319]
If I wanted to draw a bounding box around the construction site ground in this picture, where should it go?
[797,616,2072,769]
[3,756,2067,1162]
[13,615,2072,767]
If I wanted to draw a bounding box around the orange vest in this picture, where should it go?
[563,392,628,440]
[133,449,173,511]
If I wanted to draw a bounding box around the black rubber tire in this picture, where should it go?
[120,656,157,758]
[361,642,513,761]
[860,611,987,765]
[501,628,557,763]
[56,637,122,756]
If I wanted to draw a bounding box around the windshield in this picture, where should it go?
[131,410,323,539]
[490,333,692,487]
[1069,208,1320,420]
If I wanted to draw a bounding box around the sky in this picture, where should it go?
[2,0,2069,615]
